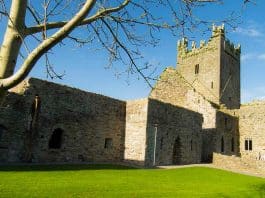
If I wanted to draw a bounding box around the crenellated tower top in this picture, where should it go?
[177,24,241,60]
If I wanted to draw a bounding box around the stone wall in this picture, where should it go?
[0,92,28,162]
[220,38,241,109]
[0,78,126,163]
[239,102,265,160]
[124,99,148,166]
[145,99,203,166]
[213,153,265,175]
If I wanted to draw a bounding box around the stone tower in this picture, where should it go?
[177,24,241,109]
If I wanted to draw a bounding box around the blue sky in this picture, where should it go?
[1,1,265,103]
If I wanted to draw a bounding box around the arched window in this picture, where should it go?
[49,128,63,149]
[221,136,224,153]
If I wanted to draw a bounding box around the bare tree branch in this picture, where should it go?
[0,0,97,89]
[25,0,130,35]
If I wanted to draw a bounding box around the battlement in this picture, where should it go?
[177,24,241,60]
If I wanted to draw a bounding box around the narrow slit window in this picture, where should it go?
[231,137,234,152]
[221,136,224,153]
[195,64,199,74]
[211,81,214,89]
[160,137,163,150]
[249,140,252,151]
[245,139,248,150]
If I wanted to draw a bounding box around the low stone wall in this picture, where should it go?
[213,153,265,175]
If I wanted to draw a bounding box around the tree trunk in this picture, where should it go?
[0,0,27,104]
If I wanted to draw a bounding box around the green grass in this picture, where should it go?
[0,164,264,198]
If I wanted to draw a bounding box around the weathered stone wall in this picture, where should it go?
[145,99,203,166]
[177,35,221,105]
[124,99,148,166]
[220,38,241,109]
[213,153,265,175]
[1,78,126,163]
[214,110,240,156]
[0,92,28,162]
[239,102,265,160]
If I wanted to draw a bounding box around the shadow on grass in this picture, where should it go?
[0,164,137,172]
[254,183,265,197]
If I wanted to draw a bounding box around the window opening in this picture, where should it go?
[195,64,199,74]
[104,138,113,149]
[49,128,63,149]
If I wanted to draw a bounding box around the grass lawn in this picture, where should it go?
[0,164,264,198]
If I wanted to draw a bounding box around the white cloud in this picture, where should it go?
[234,27,263,37]
[241,53,265,62]
[241,53,255,62]
[233,21,264,38]
[257,54,265,60]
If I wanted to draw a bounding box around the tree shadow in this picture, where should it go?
[0,163,137,172]
[254,183,265,198]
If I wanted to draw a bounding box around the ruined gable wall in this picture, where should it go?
[150,67,216,129]
[2,78,126,163]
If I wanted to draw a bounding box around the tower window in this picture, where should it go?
[211,82,214,89]
[229,97,232,101]
[195,64,199,74]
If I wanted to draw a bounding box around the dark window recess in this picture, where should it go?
[49,128,63,149]
[249,140,252,151]
[225,118,228,128]
[245,140,248,150]
[231,138,234,152]
[221,137,224,153]
[195,64,199,74]
[0,125,7,140]
[245,139,253,151]
[190,140,193,151]
[211,82,214,89]
[160,137,164,150]
[104,138,113,149]
[229,97,232,101]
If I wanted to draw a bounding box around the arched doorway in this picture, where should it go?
[172,136,182,165]
[49,128,63,149]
